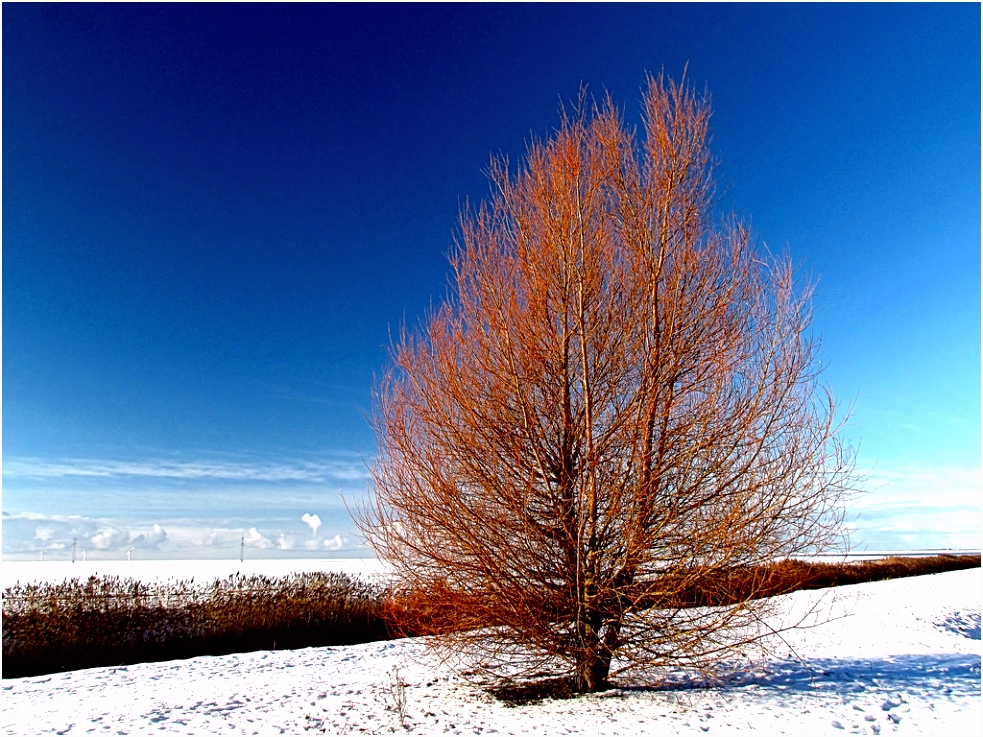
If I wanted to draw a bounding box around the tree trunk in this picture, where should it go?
[574,650,611,693]
[573,619,620,692]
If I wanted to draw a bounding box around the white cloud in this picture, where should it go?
[244,527,273,549]
[3,511,365,560]
[32,526,57,543]
[3,455,369,484]
[857,463,980,512]
[5,512,87,523]
[91,528,132,550]
[301,513,322,536]
[131,524,168,549]
[849,462,982,550]
[148,524,168,545]
[323,535,345,551]
[33,522,170,553]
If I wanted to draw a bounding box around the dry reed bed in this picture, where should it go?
[3,555,977,679]
[2,572,389,678]
[668,553,981,608]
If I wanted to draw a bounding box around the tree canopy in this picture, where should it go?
[359,74,856,694]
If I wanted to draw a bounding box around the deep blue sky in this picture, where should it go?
[3,4,979,559]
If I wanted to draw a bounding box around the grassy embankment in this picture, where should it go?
[3,554,978,678]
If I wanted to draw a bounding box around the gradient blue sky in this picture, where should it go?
[3,4,980,559]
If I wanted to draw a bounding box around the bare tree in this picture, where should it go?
[359,74,856,694]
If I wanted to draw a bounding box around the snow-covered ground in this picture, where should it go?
[2,568,979,736]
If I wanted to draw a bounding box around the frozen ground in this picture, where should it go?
[2,568,979,736]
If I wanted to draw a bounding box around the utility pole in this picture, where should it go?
[72,538,77,564]
[126,546,134,562]
[40,548,47,562]
[240,536,245,563]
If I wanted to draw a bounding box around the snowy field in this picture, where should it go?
[2,567,979,736]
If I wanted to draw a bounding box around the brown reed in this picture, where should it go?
[2,571,389,678]
[3,554,976,679]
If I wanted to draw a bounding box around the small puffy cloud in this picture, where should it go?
[301,513,321,536]
[323,534,344,551]
[147,524,168,545]
[244,527,272,549]
[131,524,168,549]
[276,533,294,550]
[89,523,170,552]
[33,526,58,544]
[91,528,132,550]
